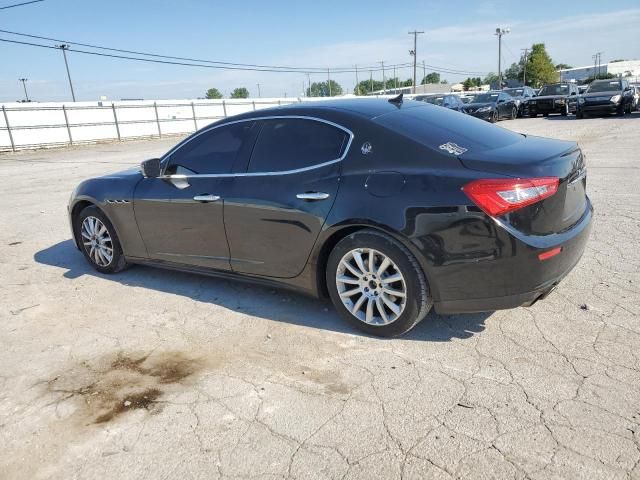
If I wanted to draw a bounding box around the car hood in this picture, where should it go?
[582,91,621,98]
[533,94,567,100]
[99,166,144,180]
[465,102,495,109]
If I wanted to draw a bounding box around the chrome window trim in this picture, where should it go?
[160,115,354,178]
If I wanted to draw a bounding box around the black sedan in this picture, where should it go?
[69,97,592,337]
[528,83,579,117]
[577,78,635,118]
[503,86,537,117]
[414,94,466,112]
[463,92,518,122]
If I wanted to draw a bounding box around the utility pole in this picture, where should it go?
[422,60,426,85]
[394,66,397,91]
[592,53,598,79]
[56,44,76,102]
[495,27,510,89]
[370,71,373,95]
[408,30,424,94]
[597,52,604,77]
[354,65,359,95]
[256,83,261,98]
[306,73,311,97]
[327,68,332,97]
[381,61,386,94]
[521,48,529,85]
[18,78,29,102]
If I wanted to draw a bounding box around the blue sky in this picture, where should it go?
[1,0,639,101]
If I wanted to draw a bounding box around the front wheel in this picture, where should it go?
[326,230,432,337]
[75,205,129,274]
[510,107,517,120]
[489,110,498,123]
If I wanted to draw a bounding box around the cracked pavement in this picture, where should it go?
[1,113,639,479]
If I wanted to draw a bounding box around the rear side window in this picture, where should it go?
[375,103,522,153]
[248,118,348,173]
[166,122,254,175]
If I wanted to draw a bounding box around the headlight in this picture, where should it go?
[610,95,621,103]
[477,106,492,112]
[578,97,585,104]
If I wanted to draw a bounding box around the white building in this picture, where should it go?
[558,60,640,82]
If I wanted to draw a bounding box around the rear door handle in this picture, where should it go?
[296,192,330,201]
[193,194,221,202]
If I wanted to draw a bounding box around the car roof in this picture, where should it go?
[230,98,425,121]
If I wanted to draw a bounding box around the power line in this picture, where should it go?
[0,32,490,84]
[0,28,413,74]
[0,0,45,10]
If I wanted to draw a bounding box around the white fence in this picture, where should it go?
[0,97,307,152]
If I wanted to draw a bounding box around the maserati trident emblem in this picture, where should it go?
[361,141,373,155]
[439,142,468,156]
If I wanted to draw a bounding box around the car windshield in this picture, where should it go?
[505,89,524,97]
[471,93,499,103]
[539,84,570,96]
[424,96,444,106]
[587,81,622,93]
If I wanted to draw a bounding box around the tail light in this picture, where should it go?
[462,177,559,217]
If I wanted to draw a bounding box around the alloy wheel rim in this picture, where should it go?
[335,248,407,326]
[81,216,113,267]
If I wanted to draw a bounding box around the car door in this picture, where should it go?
[133,121,258,270]
[224,117,352,278]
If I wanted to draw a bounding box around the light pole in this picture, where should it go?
[495,27,510,89]
[18,78,30,102]
[408,30,424,94]
[56,44,76,102]
[521,48,529,85]
[354,65,359,95]
[381,61,386,94]
[256,83,261,98]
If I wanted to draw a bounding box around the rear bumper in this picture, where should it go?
[431,199,593,314]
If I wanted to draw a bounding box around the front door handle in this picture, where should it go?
[296,192,330,201]
[193,194,221,202]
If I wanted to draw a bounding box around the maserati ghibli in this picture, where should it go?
[68,96,592,337]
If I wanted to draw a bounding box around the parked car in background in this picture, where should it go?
[528,83,580,117]
[577,78,635,118]
[503,86,537,117]
[67,97,592,337]
[414,94,466,112]
[463,91,517,122]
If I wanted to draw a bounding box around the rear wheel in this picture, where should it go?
[326,230,432,337]
[75,205,128,274]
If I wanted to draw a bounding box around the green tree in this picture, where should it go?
[504,63,521,80]
[525,43,558,87]
[610,59,626,63]
[230,87,249,99]
[306,80,343,97]
[421,72,441,84]
[483,72,499,85]
[205,88,222,99]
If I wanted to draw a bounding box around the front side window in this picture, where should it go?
[248,118,348,173]
[165,122,254,175]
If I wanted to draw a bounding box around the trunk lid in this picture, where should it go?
[459,135,588,235]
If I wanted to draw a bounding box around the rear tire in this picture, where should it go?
[75,205,129,274]
[326,230,432,337]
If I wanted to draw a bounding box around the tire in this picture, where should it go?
[489,110,498,123]
[326,229,432,337]
[616,104,624,116]
[74,205,129,274]
[511,107,517,120]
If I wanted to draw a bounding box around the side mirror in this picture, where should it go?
[141,158,161,178]
[570,91,576,95]
[498,99,505,103]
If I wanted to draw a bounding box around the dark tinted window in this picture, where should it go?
[248,118,348,173]
[166,122,254,175]
[374,103,523,153]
